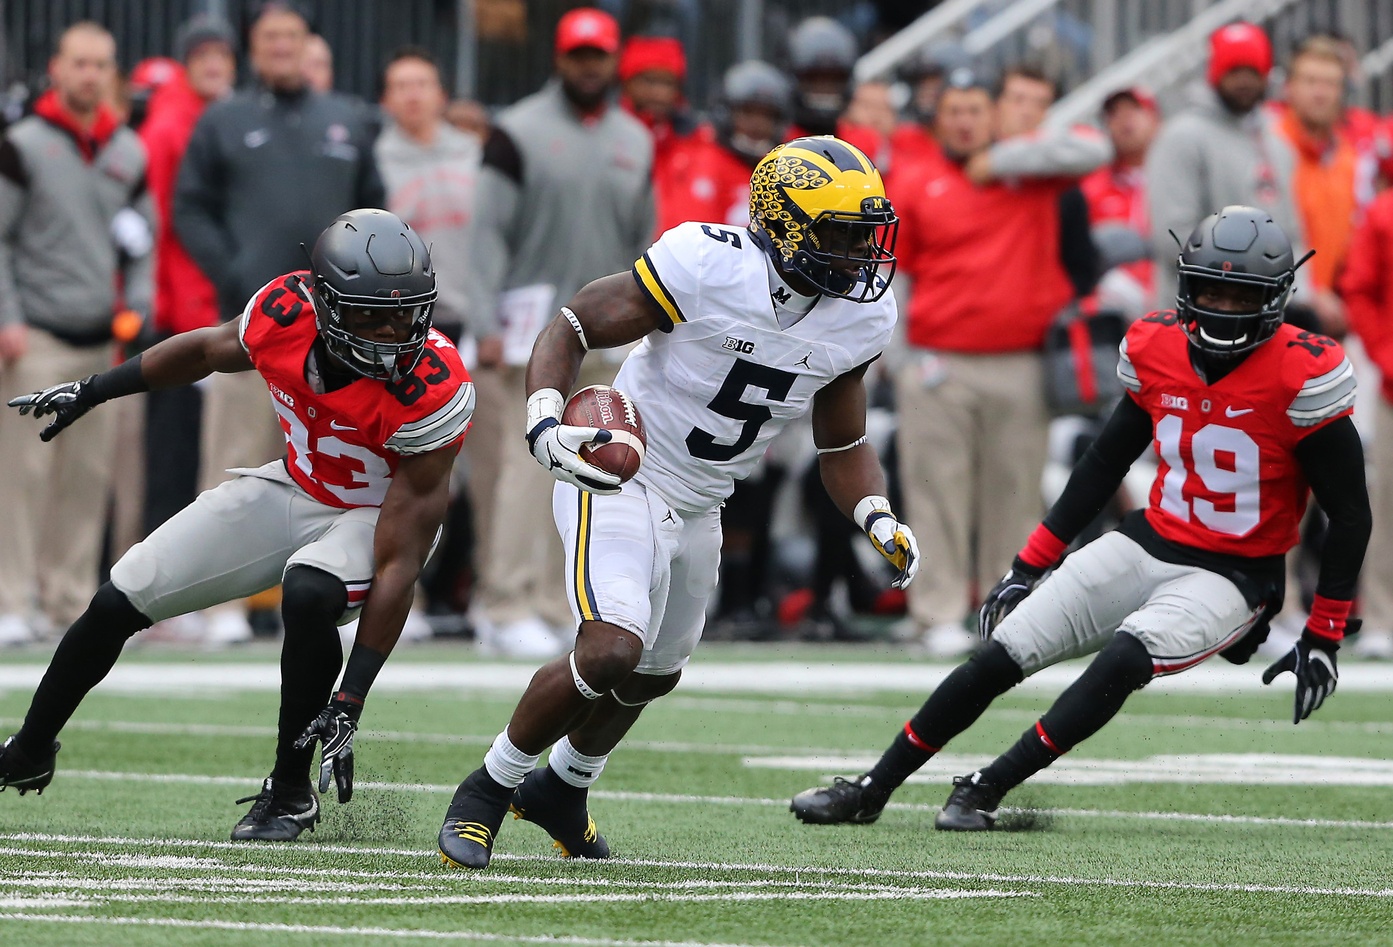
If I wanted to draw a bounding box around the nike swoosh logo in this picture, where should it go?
[329,420,357,431]
[1225,407,1254,417]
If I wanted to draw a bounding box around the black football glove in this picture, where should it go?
[978,557,1046,640]
[7,375,100,442]
[294,703,358,802]
[1261,629,1340,724]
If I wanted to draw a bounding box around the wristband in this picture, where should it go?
[526,387,565,437]
[1018,524,1067,572]
[335,643,388,720]
[85,354,150,404]
[1306,595,1352,642]
[854,495,893,531]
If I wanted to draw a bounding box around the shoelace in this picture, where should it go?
[235,788,276,819]
[449,820,493,846]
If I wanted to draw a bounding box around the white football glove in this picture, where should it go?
[526,388,622,496]
[855,496,919,589]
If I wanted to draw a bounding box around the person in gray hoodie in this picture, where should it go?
[1145,21,1300,310]
[0,22,155,644]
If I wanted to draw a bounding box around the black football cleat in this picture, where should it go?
[510,766,610,859]
[230,778,320,841]
[0,735,59,796]
[439,766,515,870]
[790,773,890,825]
[934,772,1004,831]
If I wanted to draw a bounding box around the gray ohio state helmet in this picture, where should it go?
[309,208,436,383]
[714,60,793,163]
[1175,205,1300,357]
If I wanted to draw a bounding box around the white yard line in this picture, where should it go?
[52,759,1393,802]
[7,660,1393,694]
[3,832,1391,899]
[0,914,788,947]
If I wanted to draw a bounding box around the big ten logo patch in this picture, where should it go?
[723,336,756,355]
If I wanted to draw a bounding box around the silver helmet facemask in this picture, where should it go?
[308,209,437,384]
[312,280,435,384]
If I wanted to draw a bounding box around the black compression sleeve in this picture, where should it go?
[1039,395,1154,544]
[1295,416,1371,601]
[85,354,151,404]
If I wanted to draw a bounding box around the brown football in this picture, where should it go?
[562,385,646,483]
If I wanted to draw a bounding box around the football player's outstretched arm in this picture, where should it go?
[6,319,253,441]
[812,361,919,590]
[522,273,667,495]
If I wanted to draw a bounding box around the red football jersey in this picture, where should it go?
[1119,315,1356,557]
[238,272,473,509]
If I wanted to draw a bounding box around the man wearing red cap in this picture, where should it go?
[619,36,696,166]
[1080,87,1160,318]
[469,7,654,657]
[1146,21,1301,311]
[1340,125,1393,659]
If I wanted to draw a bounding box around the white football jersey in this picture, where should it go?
[621,221,897,511]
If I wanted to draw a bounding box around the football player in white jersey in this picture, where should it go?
[439,136,921,869]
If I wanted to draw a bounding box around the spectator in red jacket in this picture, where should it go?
[892,67,1108,657]
[619,36,696,168]
[137,14,235,536]
[651,60,791,236]
[1340,127,1393,659]
[1080,87,1160,319]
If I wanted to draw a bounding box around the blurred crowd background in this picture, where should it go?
[3,0,1393,664]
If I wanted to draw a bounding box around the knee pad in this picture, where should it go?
[1096,631,1154,692]
[970,640,1028,693]
[611,670,681,707]
[90,582,153,640]
[280,566,349,628]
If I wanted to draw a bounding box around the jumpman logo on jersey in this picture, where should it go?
[661,511,676,525]
[795,351,813,370]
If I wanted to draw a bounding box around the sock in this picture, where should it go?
[981,632,1152,791]
[484,728,540,789]
[18,583,150,755]
[272,567,346,786]
[867,642,1024,790]
[548,736,608,789]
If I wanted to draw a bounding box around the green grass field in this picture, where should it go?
[1,641,1391,946]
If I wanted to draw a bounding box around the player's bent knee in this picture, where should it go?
[612,669,681,706]
[1100,631,1154,691]
[573,620,644,692]
[972,640,1028,692]
[280,565,349,629]
[88,582,153,640]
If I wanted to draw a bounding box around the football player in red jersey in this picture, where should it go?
[792,205,1370,831]
[0,209,473,841]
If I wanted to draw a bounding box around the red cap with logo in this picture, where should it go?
[619,36,686,83]
[556,7,621,56]
[1207,22,1272,87]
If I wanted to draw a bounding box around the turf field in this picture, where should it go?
[1,641,1391,946]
